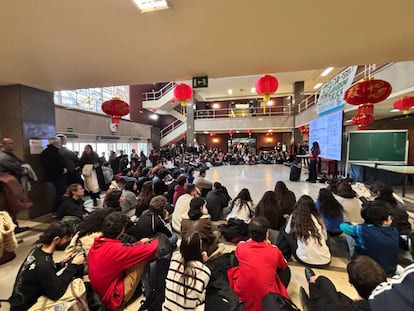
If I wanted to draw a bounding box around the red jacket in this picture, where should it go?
[88,236,158,310]
[228,240,288,311]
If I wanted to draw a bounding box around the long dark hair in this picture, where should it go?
[255,191,281,226]
[336,181,356,198]
[274,181,288,206]
[317,188,343,218]
[178,231,203,298]
[136,181,155,215]
[290,195,323,245]
[36,221,74,245]
[104,190,122,210]
[230,188,252,212]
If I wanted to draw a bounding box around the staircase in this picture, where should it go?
[142,82,187,145]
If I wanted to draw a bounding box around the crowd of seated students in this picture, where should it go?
[5,142,414,311]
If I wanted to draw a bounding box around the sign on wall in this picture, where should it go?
[192,76,208,88]
[317,66,357,115]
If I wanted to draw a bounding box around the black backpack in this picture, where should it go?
[262,292,300,311]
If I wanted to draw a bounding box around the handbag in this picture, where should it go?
[30,278,89,311]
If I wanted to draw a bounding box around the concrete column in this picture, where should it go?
[186,100,195,147]
[293,81,304,144]
[0,85,56,218]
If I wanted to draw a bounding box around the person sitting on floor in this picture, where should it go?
[172,184,200,233]
[284,195,331,267]
[369,262,414,311]
[228,216,290,311]
[88,212,158,310]
[226,188,254,224]
[57,184,88,227]
[315,188,344,236]
[163,230,211,311]
[181,197,219,259]
[340,202,400,275]
[8,221,86,311]
[300,255,387,311]
[333,181,364,224]
[205,182,231,221]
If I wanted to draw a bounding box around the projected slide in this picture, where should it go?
[309,110,343,161]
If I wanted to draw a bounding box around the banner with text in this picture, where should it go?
[317,66,358,115]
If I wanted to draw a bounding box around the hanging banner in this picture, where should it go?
[317,66,358,115]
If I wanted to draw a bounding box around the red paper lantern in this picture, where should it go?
[256,75,279,102]
[174,84,193,107]
[393,97,414,114]
[298,125,305,132]
[229,130,234,136]
[344,78,392,105]
[351,104,375,130]
[151,107,157,113]
[209,132,216,137]
[101,98,130,124]
[182,131,187,137]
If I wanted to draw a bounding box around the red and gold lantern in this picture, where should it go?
[151,107,157,113]
[173,83,193,107]
[393,96,414,114]
[344,78,392,129]
[247,129,253,137]
[101,98,130,129]
[256,75,279,113]
[229,130,234,137]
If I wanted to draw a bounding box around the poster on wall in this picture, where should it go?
[29,139,49,154]
[316,66,357,115]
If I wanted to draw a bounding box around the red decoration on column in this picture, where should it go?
[101,98,130,130]
[393,97,414,114]
[173,84,193,107]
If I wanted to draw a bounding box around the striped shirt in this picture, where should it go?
[163,252,211,311]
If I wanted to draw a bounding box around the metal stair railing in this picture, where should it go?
[160,119,184,138]
[142,81,177,101]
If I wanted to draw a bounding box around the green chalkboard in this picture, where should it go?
[348,130,408,164]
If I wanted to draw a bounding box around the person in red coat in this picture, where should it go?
[88,212,158,310]
[228,216,290,311]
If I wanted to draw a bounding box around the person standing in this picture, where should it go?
[40,137,68,213]
[56,134,82,186]
[0,137,31,233]
[307,141,320,183]
[79,145,105,206]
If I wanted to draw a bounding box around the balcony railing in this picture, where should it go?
[195,106,292,119]
[297,63,390,114]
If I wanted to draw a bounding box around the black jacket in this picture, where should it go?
[40,145,67,182]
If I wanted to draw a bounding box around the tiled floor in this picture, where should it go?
[1,164,412,310]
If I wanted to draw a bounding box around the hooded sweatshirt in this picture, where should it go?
[88,236,158,310]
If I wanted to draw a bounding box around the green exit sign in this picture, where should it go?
[192,76,208,88]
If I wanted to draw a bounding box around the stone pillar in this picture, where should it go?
[0,85,56,219]
[186,100,195,147]
[293,81,304,144]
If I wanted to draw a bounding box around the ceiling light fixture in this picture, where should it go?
[313,83,323,90]
[204,131,209,134]
[321,67,334,76]
[133,0,169,13]
[149,113,159,120]
[228,89,233,95]
[251,87,256,93]
[390,108,400,112]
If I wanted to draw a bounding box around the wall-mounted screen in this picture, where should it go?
[309,110,343,161]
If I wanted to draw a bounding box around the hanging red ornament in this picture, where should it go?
[256,75,279,114]
[173,84,193,107]
[229,130,234,136]
[151,107,157,113]
[101,98,130,127]
[344,78,392,105]
[393,96,414,114]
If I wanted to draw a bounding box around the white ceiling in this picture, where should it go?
[1,0,414,94]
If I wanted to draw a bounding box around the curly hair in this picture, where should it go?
[317,188,343,218]
[290,195,323,245]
